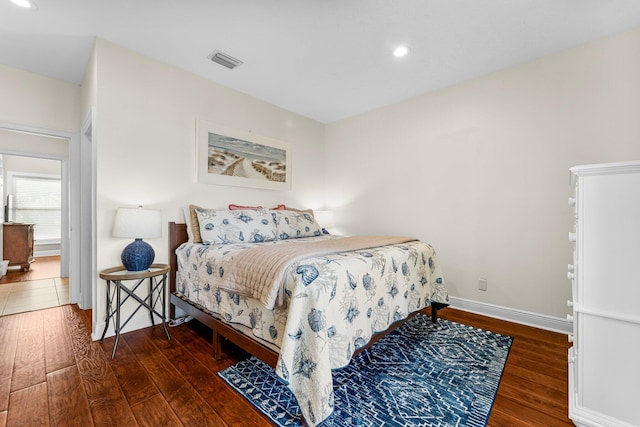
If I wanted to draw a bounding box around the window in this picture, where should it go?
[9,173,61,243]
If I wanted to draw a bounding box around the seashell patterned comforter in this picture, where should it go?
[175,234,448,426]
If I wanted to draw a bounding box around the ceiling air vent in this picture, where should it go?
[207,50,243,69]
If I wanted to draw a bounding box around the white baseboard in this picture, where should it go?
[34,250,61,257]
[91,311,166,341]
[448,296,572,335]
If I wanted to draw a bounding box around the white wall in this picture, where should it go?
[3,28,639,330]
[0,65,80,282]
[3,155,61,174]
[81,46,97,118]
[325,28,640,320]
[2,154,62,201]
[93,40,326,335]
[0,64,80,132]
[0,130,68,159]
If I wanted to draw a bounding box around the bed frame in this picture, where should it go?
[168,222,447,367]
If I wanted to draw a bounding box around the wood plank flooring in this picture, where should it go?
[0,256,61,284]
[0,305,573,426]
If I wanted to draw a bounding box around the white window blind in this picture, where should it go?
[12,174,61,242]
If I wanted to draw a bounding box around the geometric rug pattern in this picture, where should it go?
[218,313,513,426]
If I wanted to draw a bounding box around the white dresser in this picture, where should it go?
[568,161,640,427]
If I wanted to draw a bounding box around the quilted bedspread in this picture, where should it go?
[175,235,448,426]
[219,235,416,310]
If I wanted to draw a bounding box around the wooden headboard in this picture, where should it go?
[168,222,188,294]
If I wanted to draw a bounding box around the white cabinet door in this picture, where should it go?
[570,161,640,427]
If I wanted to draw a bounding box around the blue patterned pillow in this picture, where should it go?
[271,209,322,240]
[195,208,277,244]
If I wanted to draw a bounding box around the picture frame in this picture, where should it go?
[196,120,292,190]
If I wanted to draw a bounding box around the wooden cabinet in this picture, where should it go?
[568,161,640,427]
[3,223,35,271]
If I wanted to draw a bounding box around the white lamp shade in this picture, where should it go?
[112,207,162,239]
[314,210,335,228]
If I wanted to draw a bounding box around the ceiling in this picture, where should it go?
[2,1,640,123]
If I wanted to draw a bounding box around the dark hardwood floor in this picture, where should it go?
[0,304,573,426]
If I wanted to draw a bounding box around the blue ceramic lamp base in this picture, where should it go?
[121,238,155,271]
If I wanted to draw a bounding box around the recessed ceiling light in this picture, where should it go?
[10,0,37,8]
[393,45,410,58]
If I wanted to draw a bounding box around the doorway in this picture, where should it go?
[0,154,66,315]
[0,121,86,318]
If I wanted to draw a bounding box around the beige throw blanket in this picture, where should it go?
[219,236,416,309]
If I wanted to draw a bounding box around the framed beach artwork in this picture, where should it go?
[196,121,292,190]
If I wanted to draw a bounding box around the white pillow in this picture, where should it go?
[195,208,277,244]
[182,206,194,242]
[271,209,322,240]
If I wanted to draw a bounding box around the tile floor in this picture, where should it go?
[0,277,69,316]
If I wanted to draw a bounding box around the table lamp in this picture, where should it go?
[112,206,162,271]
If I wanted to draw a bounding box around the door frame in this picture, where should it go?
[0,120,84,307]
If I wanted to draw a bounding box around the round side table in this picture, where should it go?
[99,263,171,359]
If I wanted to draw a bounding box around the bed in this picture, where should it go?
[168,207,449,426]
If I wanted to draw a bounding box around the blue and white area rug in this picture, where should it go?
[218,314,513,426]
